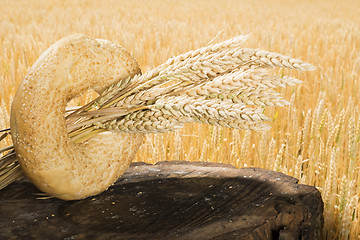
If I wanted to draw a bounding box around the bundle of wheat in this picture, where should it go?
[0,34,315,200]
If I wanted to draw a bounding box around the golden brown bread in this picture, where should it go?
[10,34,143,200]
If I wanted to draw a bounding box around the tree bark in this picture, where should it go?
[0,161,323,239]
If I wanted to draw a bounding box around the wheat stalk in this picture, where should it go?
[274,140,287,172]
[266,138,276,169]
[0,36,315,190]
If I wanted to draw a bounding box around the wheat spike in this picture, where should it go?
[90,63,311,134]
[266,138,276,169]
[69,36,315,138]
[91,36,314,111]
[1,35,315,191]
[99,110,187,133]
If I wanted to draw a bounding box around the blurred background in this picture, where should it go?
[0,0,359,238]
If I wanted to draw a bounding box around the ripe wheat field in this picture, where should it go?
[0,0,359,238]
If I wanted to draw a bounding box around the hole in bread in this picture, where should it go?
[66,90,98,114]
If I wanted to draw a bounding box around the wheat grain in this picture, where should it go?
[318,138,326,176]
[318,108,328,134]
[335,109,347,145]
[240,130,251,165]
[97,36,250,108]
[91,37,314,113]
[310,96,325,139]
[266,138,276,169]
[323,147,336,205]
[294,155,303,180]
[66,38,312,136]
[302,109,312,156]
[356,116,360,141]
[174,131,182,160]
[348,114,357,161]
[198,138,208,162]
[295,129,303,157]
[342,180,356,238]
[99,110,187,133]
[274,140,287,172]
[259,132,268,168]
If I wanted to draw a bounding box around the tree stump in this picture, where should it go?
[0,161,323,239]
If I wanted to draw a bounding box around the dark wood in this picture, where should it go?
[0,161,323,240]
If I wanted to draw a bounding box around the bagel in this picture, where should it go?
[10,34,143,200]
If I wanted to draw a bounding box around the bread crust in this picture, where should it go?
[10,34,143,200]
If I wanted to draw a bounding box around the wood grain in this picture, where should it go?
[0,161,323,239]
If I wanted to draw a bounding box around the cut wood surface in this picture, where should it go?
[0,161,323,239]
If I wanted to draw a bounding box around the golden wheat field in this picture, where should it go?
[0,0,359,238]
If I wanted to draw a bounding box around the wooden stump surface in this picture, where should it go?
[0,161,323,240]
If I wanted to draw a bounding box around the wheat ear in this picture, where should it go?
[0,35,316,191]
